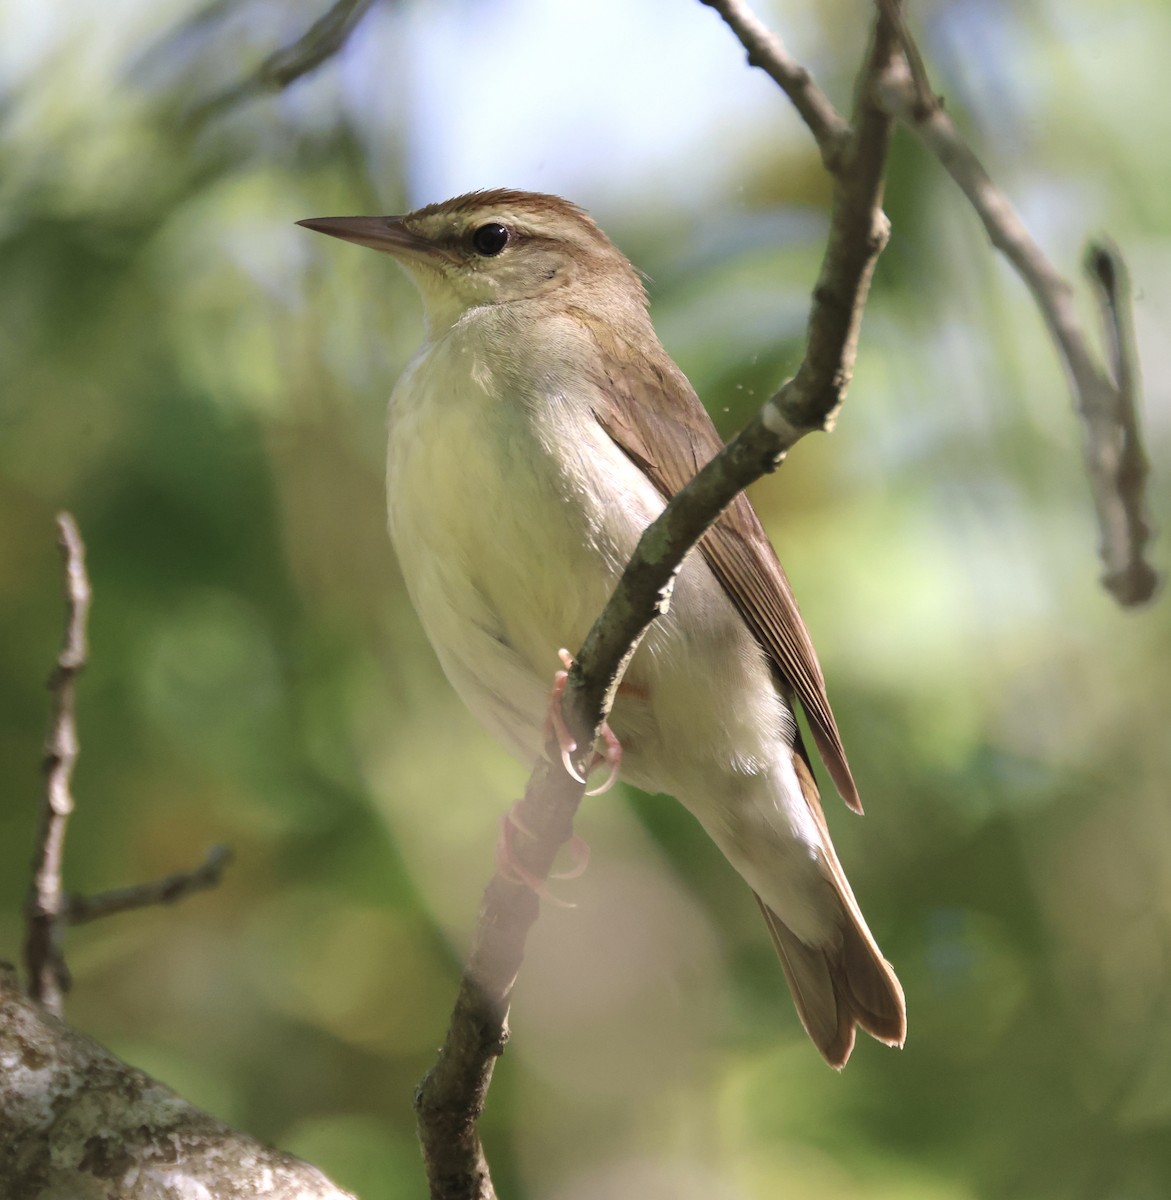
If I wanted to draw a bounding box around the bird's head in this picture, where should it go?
[298,189,648,336]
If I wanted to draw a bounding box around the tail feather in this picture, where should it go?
[755,894,906,1069]
[756,747,906,1069]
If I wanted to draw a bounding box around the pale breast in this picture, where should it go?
[385,308,793,803]
[385,311,659,759]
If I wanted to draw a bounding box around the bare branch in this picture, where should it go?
[414,757,578,1200]
[413,8,902,1196]
[701,0,851,169]
[874,1,1159,605]
[23,513,91,1015]
[254,0,379,90]
[189,0,379,125]
[573,8,897,767]
[64,845,233,926]
[0,965,355,1198]
[1083,242,1157,605]
[22,517,236,1019]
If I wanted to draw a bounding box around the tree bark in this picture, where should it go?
[0,966,354,1200]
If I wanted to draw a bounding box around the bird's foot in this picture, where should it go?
[551,833,591,880]
[546,648,623,795]
[494,800,587,904]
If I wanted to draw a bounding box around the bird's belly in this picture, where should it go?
[384,343,831,940]
[385,343,796,806]
[386,370,631,761]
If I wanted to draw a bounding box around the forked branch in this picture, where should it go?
[872,0,1158,605]
[413,8,904,1199]
[21,515,236,1019]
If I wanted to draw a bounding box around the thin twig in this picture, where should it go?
[1083,242,1157,604]
[188,0,379,125]
[23,513,91,1015]
[64,846,234,926]
[412,7,902,1197]
[700,0,851,170]
[874,0,1159,605]
[21,519,237,1017]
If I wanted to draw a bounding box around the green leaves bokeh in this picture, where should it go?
[1,2,1168,1197]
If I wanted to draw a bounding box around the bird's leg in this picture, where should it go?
[545,652,583,782]
[547,648,623,795]
[494,802,588,902]
[494,649,622,898]
[586,722,622,797]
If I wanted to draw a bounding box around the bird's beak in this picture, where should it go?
[296,216,439,263]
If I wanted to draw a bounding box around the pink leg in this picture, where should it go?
[508,650,630,898]
[547,648,624,794]
[545,654,585,784]
[494,801,578,906]
[550,835,591,880]
[584,725,622,796]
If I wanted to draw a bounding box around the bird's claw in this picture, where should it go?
[495,801,580,907]
[585,723,622,796]
[548,648,623,792]
[550,834,591,880]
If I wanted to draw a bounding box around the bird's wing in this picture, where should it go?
[579,315,861,813]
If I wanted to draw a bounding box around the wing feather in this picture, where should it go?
[577,313,862,812]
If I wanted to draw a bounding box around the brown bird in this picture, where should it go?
[299,190,906,1067]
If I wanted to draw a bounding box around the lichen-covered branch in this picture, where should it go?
[412,8,902,1198]
[0,966,354,1199]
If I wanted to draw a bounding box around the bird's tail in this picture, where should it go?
[755,891,905,1069]
[752,748,906,1067]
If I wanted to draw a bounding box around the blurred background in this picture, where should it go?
[1,0,1169,1196]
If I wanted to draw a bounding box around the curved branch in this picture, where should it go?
[188,0,380,125]
[874,2,1159,605]
[413,8,902,1198]
[21,517,236,1018]
[700,0,851,169]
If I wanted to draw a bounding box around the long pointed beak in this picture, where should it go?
[296,215,436,260]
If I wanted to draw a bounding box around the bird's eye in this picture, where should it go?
[471,222,510,256]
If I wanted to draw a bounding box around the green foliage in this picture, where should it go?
[1,2,1169,1197]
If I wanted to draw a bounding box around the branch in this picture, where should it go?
[1083,242,1156,604]
[413,757,579,1200]
[188,0,379,125]
[413,8,902,1197]
[23,513,91,1015]
[0,966,355,1199]
[64,845,234,925]
[874,0,1159,606]
[700,0,851,169]
[4,521,342,1193]
[22,516,235,1018]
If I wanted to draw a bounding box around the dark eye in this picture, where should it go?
[471,222,510,256]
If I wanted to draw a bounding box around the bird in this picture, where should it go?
[298,189,905,1068]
